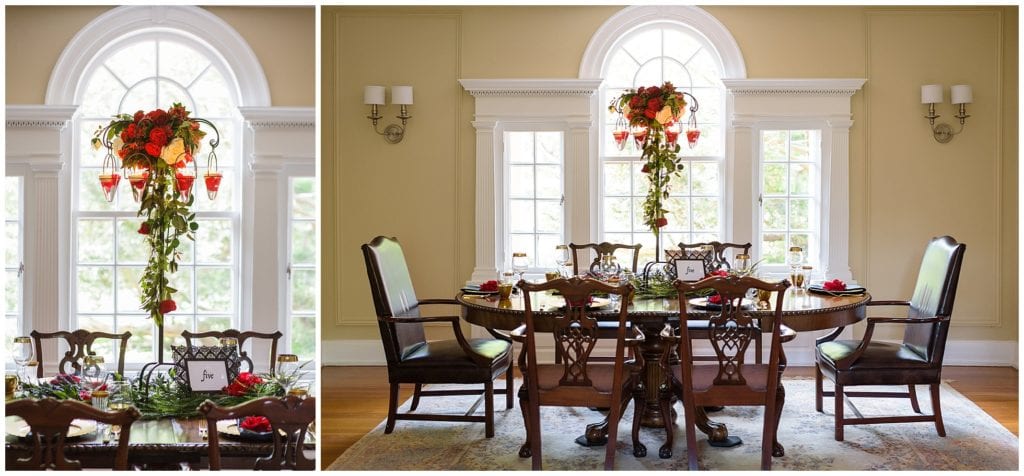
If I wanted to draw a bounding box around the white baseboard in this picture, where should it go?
[322,338,1019,368]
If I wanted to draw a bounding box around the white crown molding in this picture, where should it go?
[46,6,270,107]
[238,107,315,129]
[6,105,78,130]
[723,79,867,97]
[459,79,603,98]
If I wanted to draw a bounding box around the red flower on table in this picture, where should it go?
[225,372,264,396]
[708,269,730,278]
[823,279,847,291]
[240,416,272,433]
[707,294,722,305]
[50,373,81,386]
[478,280,498,292]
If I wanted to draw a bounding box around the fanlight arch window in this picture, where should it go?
[599,23,727,264]
[72,31,242,364]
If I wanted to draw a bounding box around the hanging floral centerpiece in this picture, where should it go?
[91,103,219,327]
[610,82,697,236]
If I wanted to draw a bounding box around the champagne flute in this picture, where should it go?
[12,337,33,382]
[554,245,570,277]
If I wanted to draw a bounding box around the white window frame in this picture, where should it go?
[283,171,316,360]
[5,175,26,363]
[754,126,824,275]
[68,32,245,366]
[501,127,568,274]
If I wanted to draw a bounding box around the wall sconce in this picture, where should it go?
[921,84,972,143]
[364,85,413,144]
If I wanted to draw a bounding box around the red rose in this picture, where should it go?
[823,279,847,291]
[629,96,642,109]
[159,299,176,314]
[240,416,272,433]
[479,280,498,292]
[707,294,722,304]
[648,86,661,96]
[644,108,657,119]
[133,111,144,122]
[122,123,137,141]
[225,372,264,396]
[145,142,162,157]
[146,109,170,125]
[708,269,730,278]
[138,222,150,235]
[79,390,92,402]
[641,163,651,174]
[149,127,169,147]
[647,98,661,111]
[655,217,668,228]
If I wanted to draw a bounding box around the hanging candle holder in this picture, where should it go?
[630,124,649,149]
[203,149,222,200]
[127,167,150,203]
[612,114,630,151]
[682,90,701,149]
[98,149,121,203]
[175,158,197,202]
[665,121,681,148]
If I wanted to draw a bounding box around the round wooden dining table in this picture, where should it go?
[458,287,871,458]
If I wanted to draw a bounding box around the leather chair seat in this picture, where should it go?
[818,340,928,370]
[401,338,511,368]
[673,364,771,393]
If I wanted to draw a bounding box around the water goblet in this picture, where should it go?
[12,337,33,383]
[511,252,529,292]
[555,245,570,277]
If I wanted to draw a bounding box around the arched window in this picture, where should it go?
[72,31,242,363]
[599,23,727,263]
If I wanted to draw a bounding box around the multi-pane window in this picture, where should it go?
[601,25,726,263]
[73,36,240,363]
[759,130,821,267]
[287,177,316,362]
[5,177,24,358]
[505,131,565,271]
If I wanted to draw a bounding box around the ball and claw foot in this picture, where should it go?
[519,444,531,458]
[772,442,785,458]
[632,443,647,457]
[659,444,673,459]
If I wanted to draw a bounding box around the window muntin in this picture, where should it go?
[72,36,241,364]
[504,131,565,271]
[287,177,316,362]
[5,177,24,359]
[600,25,726,263]
[759,130,821,268]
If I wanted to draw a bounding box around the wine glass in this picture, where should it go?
[12,337,33,382]
[787,246,804,287]
[82,354,108,392]
[554,245,571,277]
[511,252,529,290]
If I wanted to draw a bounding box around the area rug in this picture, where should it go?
[328,378,1018,471]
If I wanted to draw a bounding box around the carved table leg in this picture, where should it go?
[772,342,789,457]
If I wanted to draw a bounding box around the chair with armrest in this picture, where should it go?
[199,395,316,470]
[6,398,140,470]
[815,235,965,441]
[513,277,641,469]
[362,236,513,437]
[667,275,790,469]
[181,329,283,374]
[30,329,131,379]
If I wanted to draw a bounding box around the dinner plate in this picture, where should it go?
[217,419,276,441]
[688,297,754,310]
[808,285,866,296]
[461,288,499,296]
[555,297,613,310]
[5,416,96,438]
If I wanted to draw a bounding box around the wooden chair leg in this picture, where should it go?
[754,331,763,365]
[683,399,699,470]
[834,383,844,441]
[518,391,532,458]
[815,365,824,413]
[529,401,543,470]
[762,398,777,470]
[931,383,946,437]
[409,383,423,411]
[908,384,922,413]
[385,382,399,434]
[484,380,495,438]
[604,400,621,470]
[505,365,515,409]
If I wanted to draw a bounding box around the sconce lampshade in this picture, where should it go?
[392,86,414,105]
[951,85,973,104]
[364,86,386,105]
[920,84,943,104]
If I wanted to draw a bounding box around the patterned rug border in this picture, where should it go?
[329,378,1019,471]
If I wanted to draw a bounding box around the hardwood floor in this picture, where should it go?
[319,365,1018,468]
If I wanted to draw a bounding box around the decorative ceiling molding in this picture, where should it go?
[722,79,866,97]
[459,79,603,98]
[6,105,78,130]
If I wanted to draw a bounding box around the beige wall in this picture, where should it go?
[324,5,1018,349]
[5,6,315,106]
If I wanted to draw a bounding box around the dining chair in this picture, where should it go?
[815,235,966,441]
[181,329,283,374]
[676,241,762,365]
[6,397,140,470]
[569,242,642,276]
[30,329,131,379]
[513,277,640,470]
[198,395,316,470]
[362,236,513,437]
[668,275,790,470]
